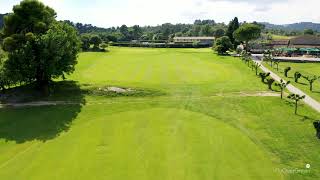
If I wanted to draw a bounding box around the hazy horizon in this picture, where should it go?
[1,0,320,28]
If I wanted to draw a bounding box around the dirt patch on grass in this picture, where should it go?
[238,92,279,97]
[215,91,279,97]
[99,87,133,93]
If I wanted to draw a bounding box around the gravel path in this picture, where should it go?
[253,55,320,113]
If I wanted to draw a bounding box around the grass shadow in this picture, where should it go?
[311,91,320,94]
[297,114,317,122]
[0,81,85,104]
[297,82,308,85]
[0,81,85,143]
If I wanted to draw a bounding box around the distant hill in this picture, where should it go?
[1,12,320,33]
[261,22,320,32]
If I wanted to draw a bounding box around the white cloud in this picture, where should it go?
[0,0,320,27]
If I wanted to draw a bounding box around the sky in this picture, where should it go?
[1,0,320,28]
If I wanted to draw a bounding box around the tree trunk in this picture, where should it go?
[310,82,313,91]
[245,41,249,52]
[295,101,298,114]
[281,89,283,99]
[36,69,50,96]
[37,79,50,96]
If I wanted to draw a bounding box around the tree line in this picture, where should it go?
[63,19,229,43]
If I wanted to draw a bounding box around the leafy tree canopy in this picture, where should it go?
[226,17,239,45]
[1,0,81,91]
[233,23,261,50]
[214,36,232,55]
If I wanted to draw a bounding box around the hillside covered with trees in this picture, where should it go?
[1,12,319,43]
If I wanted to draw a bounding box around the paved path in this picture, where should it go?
[253,55,320,113]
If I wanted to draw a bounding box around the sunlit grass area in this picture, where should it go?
[0,47,319,180]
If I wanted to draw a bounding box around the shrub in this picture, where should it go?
[266,78,275,90]
[294,72,302,83]
[213,36,233,55]
[259,72,270,83]
[284,67,291,77]
[313,121,320,139]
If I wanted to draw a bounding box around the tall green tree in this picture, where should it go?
[131,25,142,40]
[119,25,129,41]
[2,0,81,92]
[200,24,213,36]
[80,34,91,51]
[233,23,261,51]
[214,29,225,38]
[226,17,239,47]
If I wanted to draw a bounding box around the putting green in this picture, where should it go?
[0,108,282,180]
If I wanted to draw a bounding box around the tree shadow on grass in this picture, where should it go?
[283,100,317,121]
[297,114,318,122]
[0,81,85,143]
[0,81,86,104]
[297,82,308,85]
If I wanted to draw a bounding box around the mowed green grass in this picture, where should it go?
[263,61,320,101]
[70,47,266,95]
[0,47,319,180]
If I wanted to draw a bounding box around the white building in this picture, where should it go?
[173,37,215,45]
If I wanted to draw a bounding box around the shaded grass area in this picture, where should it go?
[0,81,165,103]
[0,105,82,143]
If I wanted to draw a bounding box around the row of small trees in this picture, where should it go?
[263,52,320,92]
[240,51,305,114]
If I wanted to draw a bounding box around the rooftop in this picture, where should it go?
[270,35,320,46]
[290,35,320,45]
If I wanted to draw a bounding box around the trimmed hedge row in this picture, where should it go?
[110,42,211,48]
